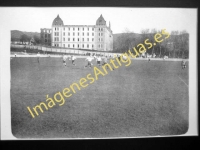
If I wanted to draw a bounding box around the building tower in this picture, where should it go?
[52,15,64,47]
[95,14,113,51]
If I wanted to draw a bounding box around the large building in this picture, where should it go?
[41,14,113,51]
[40,28,51,46]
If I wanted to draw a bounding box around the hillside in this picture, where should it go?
[11,30,40,41]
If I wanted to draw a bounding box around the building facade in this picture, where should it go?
[40,28,51,46]
[41,14,113,51]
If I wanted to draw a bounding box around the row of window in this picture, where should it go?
[42,30,51,33]
[54,32,96,36]
[61,44,94,49]
[54,37,59,41]
[44,34,50,38]
[54,27,104,31]
[54,32,104,37]
[54,43,103,49]
[55,27,95,31]
[45,39,50,42]
[41,34,50,38]
[54,37,104,42]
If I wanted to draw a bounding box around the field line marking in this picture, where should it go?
[177,75,188,87]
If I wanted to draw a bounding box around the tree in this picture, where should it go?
[114,28,136,53]
[20,34,30,44]
[140,29,150,57]
[179,30,189,58]
[170,31,179,58]
[33,35,41,45]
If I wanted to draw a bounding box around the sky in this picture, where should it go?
[0,7,197,34]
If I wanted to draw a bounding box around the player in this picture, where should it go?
[62,54,68,66]
[181,59,186,69]
[117,54,121,61]
[70,55,76,66]
[93,54,97,60]
[84,55,94,68]
[148,55,151,62]
[37,52,40,63]
[96,55,102,66]
[102,56,114,70]
[122,54,128,61]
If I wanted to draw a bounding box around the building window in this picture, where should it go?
[101,33,103,36]
[45,39,47,42]
[55,28,56,31]
[87,44,89,48]
[73,44,74,48]
[68,33,70,36]
[92,38,94,41]
[73,32,75,36]
[63,44,65,47]
[57,37,59,41]
[68,38,70,41]
[87,38,89,41]
[57,28,59,31]
[78,44,79,48]
[78,28,79,31]
[101,28,103,31]
[87,33,89,36]
[78,38,79,41]
[82,38,84,41]
[101,38,103,42]
[88,28,89,31]
[45,34,47,38]
[83,28,84,31]
[73,38,75,41]
[68,44,70,48]
[54,37,56,41]
[63,32,65,36]
[55,32,56,36]
[82,44,84,48]
[99,28,100,31]
[92,28,94,31]
[92,44,94,48]
[83,33,84,36]
[92,33,94,36]
[73,28,75,31]
[55,44,56,46]
[69,28,70,31]
[78,33,79,36]
[99,38,100,41]
[99,44,100,48]
[64,28,65,31]
[63,38,65,41]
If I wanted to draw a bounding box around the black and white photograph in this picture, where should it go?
[0,7,198,139]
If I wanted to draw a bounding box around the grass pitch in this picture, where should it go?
[11,57,189,138]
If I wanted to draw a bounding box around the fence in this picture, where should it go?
[11,44,119,56]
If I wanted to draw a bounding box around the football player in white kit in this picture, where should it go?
[84,55,94,68]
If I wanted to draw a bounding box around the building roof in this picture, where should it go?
[52,15,64,26]
[96,14,106,25]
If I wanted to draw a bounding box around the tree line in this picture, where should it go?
[11,34,41,45]
[113,28,189,58]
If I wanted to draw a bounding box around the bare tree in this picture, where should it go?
[140,29,150,57]
[179,30,189,58]
[170,30,179,58]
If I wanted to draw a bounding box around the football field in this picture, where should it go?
[11,57,189,138]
